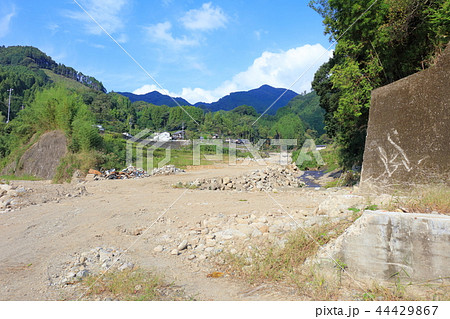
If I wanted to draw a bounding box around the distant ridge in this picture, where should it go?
[118,85,299,115]
[116,91,191,107]
[195,85,298,114]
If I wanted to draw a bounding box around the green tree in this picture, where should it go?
[309,0,449,168]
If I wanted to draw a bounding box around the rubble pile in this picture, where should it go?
[183,164,305,192]
[149,208,353,265]
[50,247,134,286]
[150,165,185,176]
[87,165,185,181]
[96,166,149,180]
[0,184,28,213]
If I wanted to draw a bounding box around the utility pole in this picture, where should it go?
[6,88,13,123]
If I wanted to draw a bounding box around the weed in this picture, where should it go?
[171,182,198,189]
[334,259,348,285]
[383,184,450,215]
[222,219,355,287]
[81,268,188,301]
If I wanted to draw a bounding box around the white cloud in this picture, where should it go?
[145,21,198,48]
[133,84,178,97]
[180,2,227,31]
[66,0,128,36]
[184,44,333,102]
[0,6,16,38]
[180,88,217,104]
[132,44,333,104]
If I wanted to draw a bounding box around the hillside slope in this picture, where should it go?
[275,91,325,135]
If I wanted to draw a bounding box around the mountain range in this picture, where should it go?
[117,85,299,115]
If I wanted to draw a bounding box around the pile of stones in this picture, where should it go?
[150,165,185,176]
[51,247,134,286]
[0,184,28,213]
[150,209,346,266]
[184,164,305,192]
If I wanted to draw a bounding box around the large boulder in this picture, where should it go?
[2,130,68,180]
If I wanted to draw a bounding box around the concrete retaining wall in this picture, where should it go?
[317,211,450,282]
[361,43,450,187]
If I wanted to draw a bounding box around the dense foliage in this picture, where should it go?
[0,64,49,120]
[310,0,449,168]
[0,86,101,159]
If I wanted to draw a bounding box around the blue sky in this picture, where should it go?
[1,0,333,103]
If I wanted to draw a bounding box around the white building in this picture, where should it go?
[152,132,172,142]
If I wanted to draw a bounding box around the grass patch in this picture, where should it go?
[127,146,254,171]
[0,174,42,182]
[385,184,450,215]
[81,268,189,301]
[42,69,91,92]
[171,181,198,189]
[222,218,357,285]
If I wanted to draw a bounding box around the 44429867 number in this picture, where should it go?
[376,306,438,316]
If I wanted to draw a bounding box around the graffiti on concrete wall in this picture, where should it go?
[374,130,428,181]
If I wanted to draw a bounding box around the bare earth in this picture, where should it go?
[0,159,360,301]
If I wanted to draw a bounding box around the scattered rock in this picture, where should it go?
[118,262,134,271]
[316,194,366,217]
[76,270,89,278]
[153,245,164,252]
[151,165,185,176]
[177,240,188,251]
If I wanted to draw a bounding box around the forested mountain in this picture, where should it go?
[117,91,191,107]
[0,46,105,92]
[195,85,299,114]
[118,85,299,115]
